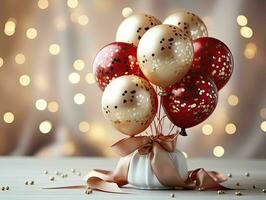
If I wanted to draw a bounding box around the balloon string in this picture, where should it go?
[147,86,179,136]
[158,115,167,134]
[168,123,175,135]
[156,93,162,135]
[149,121,154,136]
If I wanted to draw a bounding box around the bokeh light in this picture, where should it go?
[260,121,266,132]
[202,124,213,135]
[237,15,248,26]
[73,93,85,105]
[68,72,80,84]
[240,26,253,38]
[4,19,16,36]
[244,42,257,59]
[3,112,15,124]
[67,0,79,8]
[19,74,31,86]
[39,120,52,134]
[78,15,89,26]
[0,57,4,67]
[48,101,59,112]
[26,28,38,39]
[122,7,133,17]
[15,53,26,64]
[38,0,49,9]
[85,73,95,84]
[49,43,60,55]
[35,99,47,111]
[73,59,85,71]
[89,123,106,143]
[213,146,225,157]
[79,121,90,132]
[227,95,239,106]
[225,123,237,134]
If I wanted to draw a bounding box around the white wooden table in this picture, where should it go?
[0,157,266,200]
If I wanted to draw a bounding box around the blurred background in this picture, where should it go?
[0,0,265,158]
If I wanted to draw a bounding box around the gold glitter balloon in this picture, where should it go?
[116,13,161,46]
[163,11,208,40]
[102,75,158,136]
[137,24,193,88]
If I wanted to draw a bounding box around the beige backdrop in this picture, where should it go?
[0,0,265,158]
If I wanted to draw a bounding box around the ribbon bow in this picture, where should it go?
[112,134,177,155]
[111,134,187,187]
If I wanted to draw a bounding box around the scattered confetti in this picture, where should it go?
[217,190,224,195]
[235,191,242,196]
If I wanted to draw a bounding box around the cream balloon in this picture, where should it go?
[102,75,158,136]
[163,11,208,40]
[137,24,194,88]
[116,13,161,46]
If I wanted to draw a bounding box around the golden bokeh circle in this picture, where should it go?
[225,123,237,134]
[19,74,31,86]
[48,101,59,112]
[213,146,225,157]
[3,112,15,124]
[49,43,61,55]
[202,124,213,135]
[39,120,52,134]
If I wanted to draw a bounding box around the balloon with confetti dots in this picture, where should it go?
[116,13,161,46]
[137,24,194,88]
[102,75,158,136]
[162,71,218,135]
[191,37,234,91]
[163,11,208,40]
[93,42,145,91]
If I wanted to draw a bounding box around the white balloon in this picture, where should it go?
[137,24,194,88]
[163,11,208,40]
[116,13,161,46]
[101,75,158,136]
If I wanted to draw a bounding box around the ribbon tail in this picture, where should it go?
[84,155,132,193]
[87,176,125,193]
[187,168,228,190]
[43,185,86,189]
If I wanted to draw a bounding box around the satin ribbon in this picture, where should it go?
[85,134,228,193]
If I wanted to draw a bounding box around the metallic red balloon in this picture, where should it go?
[192,37,233,91]
[162,71,218,129]
[93,42,145,91]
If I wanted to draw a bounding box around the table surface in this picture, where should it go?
[0,157,266,200]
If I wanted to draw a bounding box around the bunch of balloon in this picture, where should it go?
[90,12,233,191]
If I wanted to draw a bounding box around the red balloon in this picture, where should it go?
[192,37,233,91]
[162,71,218,130]
[93,42,145,91]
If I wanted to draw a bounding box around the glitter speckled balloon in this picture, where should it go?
[192,37,234,91]
[162,71,218,129]
[137,24,194,88]
[116,13,161,46]
[163,11,208,40]
[102,75,158,136]
[93,42,145,91]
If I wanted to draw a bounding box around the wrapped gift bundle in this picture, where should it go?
[86,10,234,193]
[127,149,188,189]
